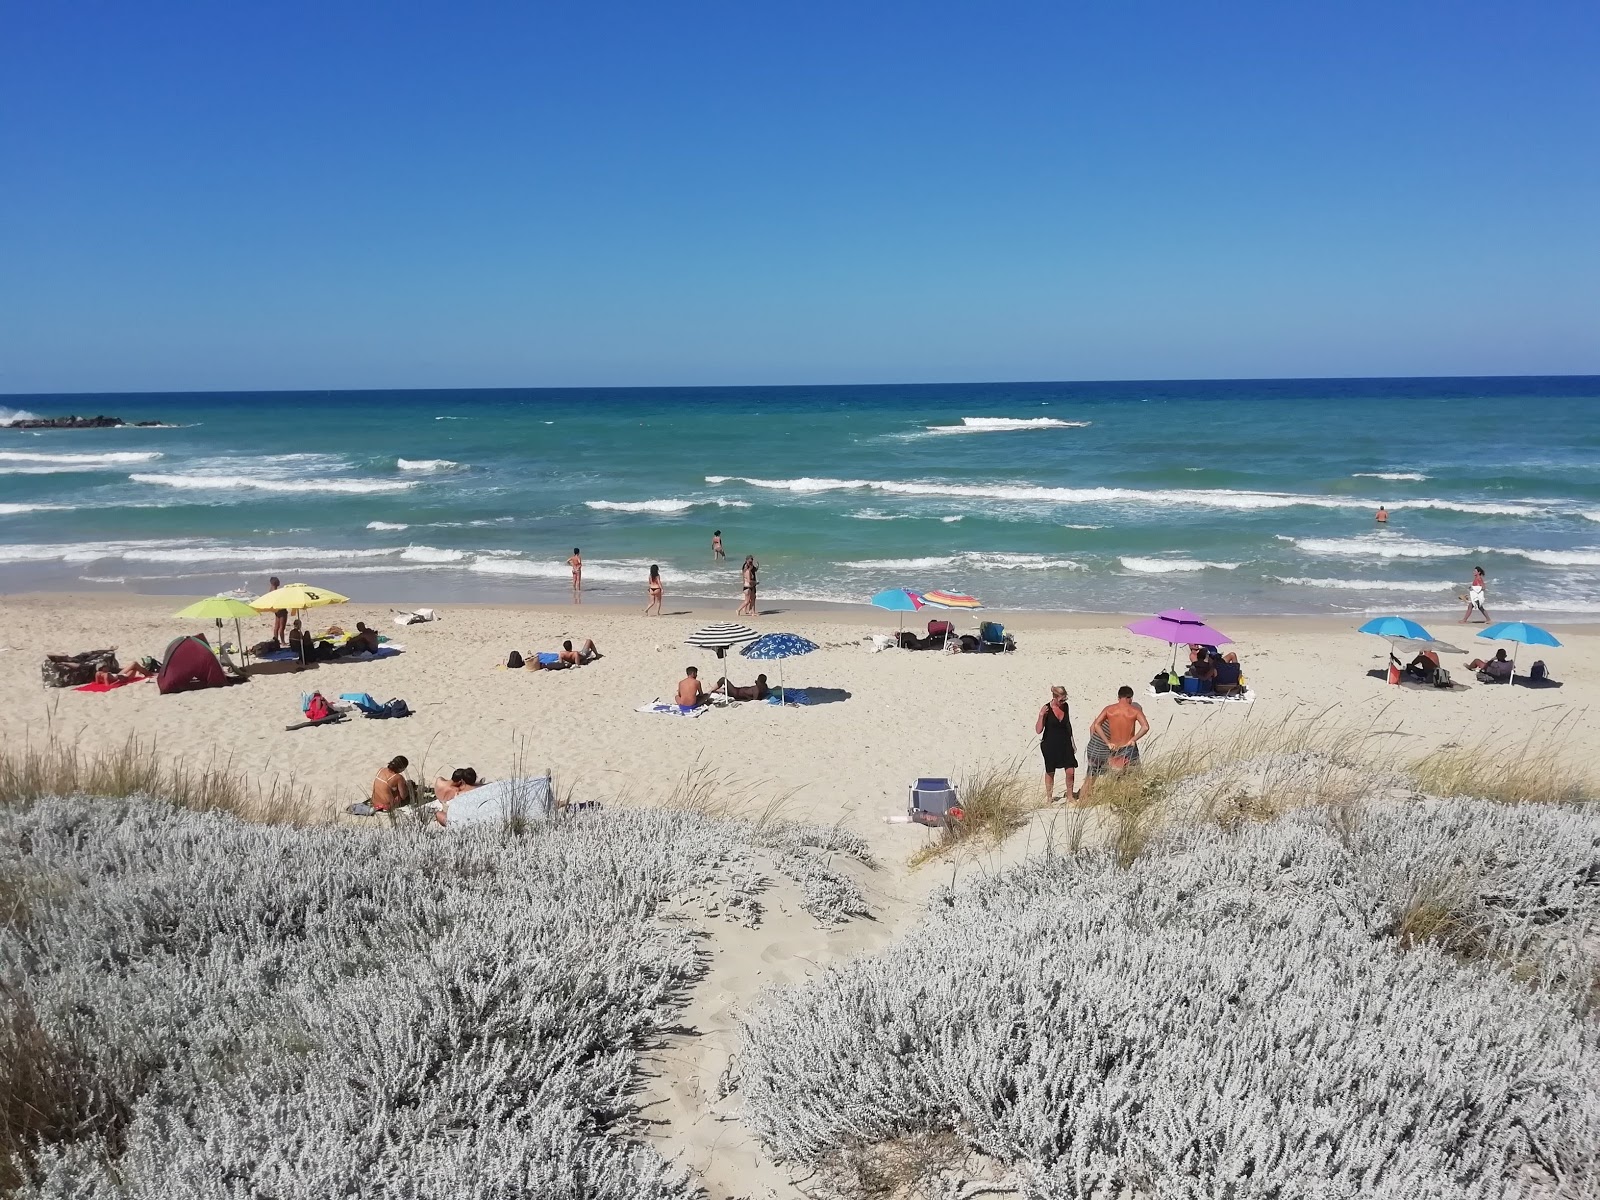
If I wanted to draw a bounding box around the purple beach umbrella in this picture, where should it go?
[1126,608,1234,671]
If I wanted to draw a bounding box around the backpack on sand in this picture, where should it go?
[506,650,524,669]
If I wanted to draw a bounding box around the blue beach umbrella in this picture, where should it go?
[1476,621,1561,685]
[741,632,818,704]
[870,587,925,634]
[1357,616,1436,642]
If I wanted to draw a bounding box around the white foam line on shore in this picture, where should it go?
[130,473,416,495]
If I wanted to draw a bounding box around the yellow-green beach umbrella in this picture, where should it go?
[174,596,261,659]
[250,583,350,612]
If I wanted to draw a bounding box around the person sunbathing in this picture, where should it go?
[348,756,413,815]
[94,659,154,686]
[556,638,602,666]
[710,673,770,702]
[341,622,381,655]
[676,666,709,708]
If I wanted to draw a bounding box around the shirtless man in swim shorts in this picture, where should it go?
[556,638,601,665]
[1077,686,1149,803]
[676,665,709,708]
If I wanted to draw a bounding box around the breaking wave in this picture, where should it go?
[0,503,73,515]
[1273,577,1454,592]
[130,473,416,495]
[397,458,461,472]
[1120,557,1242,573]
[834,551,1082,572]
[0,451,162,465]
[366,521,410,531]
[1352,472,1429,482]
[705,476,1544,516]
[922,416,1092,434]
[0,407,43,426]
[1287,535,1468,559]
[585,498,751,513]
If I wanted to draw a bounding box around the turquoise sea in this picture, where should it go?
[2,378,1598,616]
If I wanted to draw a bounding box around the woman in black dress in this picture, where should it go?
[1035,685,1077,803]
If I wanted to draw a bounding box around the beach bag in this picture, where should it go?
[1150,672,1170,694]
[505,650,524,669]
[1432,667,1453,688]
[304,693,331,721]
[42,650,118,688]
[383,698,411,719]
[927,620,953,638]
[1529,660,1547,682]
[1387,663,1402,685]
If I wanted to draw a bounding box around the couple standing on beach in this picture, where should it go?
[716,530,759,616]
[1036,684,1149,804]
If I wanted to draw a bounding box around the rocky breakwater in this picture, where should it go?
[2,414,166,429]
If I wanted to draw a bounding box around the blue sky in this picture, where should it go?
[2,1,1596,392]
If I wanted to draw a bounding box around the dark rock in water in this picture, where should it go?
[2,415,163,430]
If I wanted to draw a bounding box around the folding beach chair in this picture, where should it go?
[978,621,1013,653]
[908,777,962,827]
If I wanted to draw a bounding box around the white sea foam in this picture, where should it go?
[0,451,162,465]
[1273,577,1455,593]
[1120,557,1241,573]
[366,521,410,531]
[0,540,392,565]
[922,416,1091,434]
[1288,535,1469,559]
[130,473,415,494]
[468,556,714,586]
[0,407,43,426]
[1490,546,1600,567]
[396,458,460,472]
[1582,511,1600,523]
[1063,524,1104,530]
[1352,472,1429,482]
[0,503,73,515]
[399,545,467,563]
[705,476,1543,516]
[585,498,750,514]
[849,510,912,521]
[834,551,1082,572]
[940,515,963,523]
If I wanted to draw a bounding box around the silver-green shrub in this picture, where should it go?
[740,799,1600,1199]
[0,797,867,1198]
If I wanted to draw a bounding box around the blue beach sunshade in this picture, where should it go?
[870,588,924,612]
[740,633,819,660]
[1357,616,1435,641]
[1477,622,1561,648]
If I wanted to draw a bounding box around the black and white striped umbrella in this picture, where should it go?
[683,622,759,650]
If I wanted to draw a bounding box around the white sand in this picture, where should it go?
[2,591,1594,1195]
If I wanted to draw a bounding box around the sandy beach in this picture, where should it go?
[3,590,1593,848]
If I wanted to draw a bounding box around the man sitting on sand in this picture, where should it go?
[1467,648,1514,678]
[432,767,483,826]
[1078,686,1149,802]
[676,665,709,708]
[556,638,602,666]
[348,756,413,815]
[1405,648,1441,681]
[710,673,770,702]
[341,622,381,656]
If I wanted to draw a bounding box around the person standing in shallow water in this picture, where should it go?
[1036,685,1077,803]
[1375,505,1388,524]
[712,530,725,560]
[567,548,582,602]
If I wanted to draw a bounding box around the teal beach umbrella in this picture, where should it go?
[1476,621,1561,685]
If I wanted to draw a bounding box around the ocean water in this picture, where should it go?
[2,378,1598,617]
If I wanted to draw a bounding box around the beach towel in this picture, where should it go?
[767,689,811,706]
[1148,685,1256,705]
[443,777,555,827]
[535,652,561,666]
[73,675,150,693]
[635,702,707,717]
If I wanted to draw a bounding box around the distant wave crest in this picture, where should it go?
[705,476,1544,516]
[366,521,410,531]
[0,502,73,515]
[1352,472,1429,482]
[1289,535,1468,559]
[0,451,162,465]
[130,473,416,495]
[923,416,1091,434]
[585,498,751,513]
[834,551,1081,572]
[1274,576,1453,592]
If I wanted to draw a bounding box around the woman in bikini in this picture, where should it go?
[645,564,663,616]
[737,555,758,616]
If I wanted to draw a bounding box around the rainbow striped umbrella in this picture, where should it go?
[922,590,983,610]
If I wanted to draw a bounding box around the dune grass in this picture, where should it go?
[909,762,1037,867]
[1411,724,1595,806]
[0,730,316,824]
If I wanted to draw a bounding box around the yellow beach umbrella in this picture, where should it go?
[174,596,261,660]
[251,583,350,664]
[251,583,349,612]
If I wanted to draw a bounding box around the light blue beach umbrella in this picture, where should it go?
[740,632,818,704]
[870,587,926,634]
[1476,621,1561,685]
[1357,616,1435,642]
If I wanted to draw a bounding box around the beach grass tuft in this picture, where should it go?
[0,731,316,824]
[1411,735,1595,806]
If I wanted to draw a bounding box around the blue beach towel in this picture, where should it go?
[635,702,706,718]
[767,689,811,706]
[536,652,561,666]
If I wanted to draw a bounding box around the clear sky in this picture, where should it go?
[2,0,1597,392]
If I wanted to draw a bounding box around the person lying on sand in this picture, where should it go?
[433,767,484,826]
[348,756,413,816]
[676,666,709,708]
[95,659,155,686]
[557,638,602,666]
[710,673,770,702]
[1078,686,1149,802]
